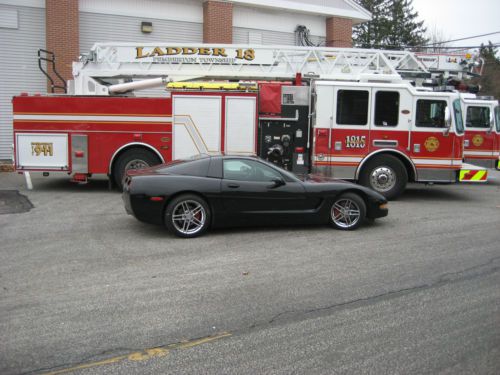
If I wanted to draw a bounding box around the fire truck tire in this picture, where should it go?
[359,155,408,200]
[113,148,161,189]
[164,194,211,238]
[330,192,366,230]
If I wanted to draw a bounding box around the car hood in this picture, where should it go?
[126,165,166,177]
[300,174,352,184]
[300,174,387,202]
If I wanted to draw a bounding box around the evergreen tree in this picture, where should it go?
[384,0,427,49]
[353,0,428,50]
[353,0,389,48]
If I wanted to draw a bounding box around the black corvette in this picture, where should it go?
[123,154,388,238]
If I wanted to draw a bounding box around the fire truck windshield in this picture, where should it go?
[453,99,464,134]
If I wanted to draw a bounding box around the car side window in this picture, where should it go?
[223,159,282,182]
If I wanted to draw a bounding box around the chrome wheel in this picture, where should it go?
[369,166,396,192]
[171,200,207,236]
[331,198,361,229]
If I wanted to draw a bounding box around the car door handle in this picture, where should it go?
[227,183,240,188]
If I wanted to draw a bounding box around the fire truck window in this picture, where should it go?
[375,91,399,126]
[416,100,447,128]
[336,90,369,125]
[223,159,282,182]
[466,106,490,128]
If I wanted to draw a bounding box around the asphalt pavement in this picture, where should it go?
[0,171,499,374]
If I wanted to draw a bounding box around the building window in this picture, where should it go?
[466,106,490,128]
[374,91,399,126]
[415,99,447,128]
[336,90,369,126]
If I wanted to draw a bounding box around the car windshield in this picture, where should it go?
[256,158,302,182]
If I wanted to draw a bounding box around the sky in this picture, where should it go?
[411,0,500,51]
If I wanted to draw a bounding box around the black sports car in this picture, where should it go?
[123,154,388,238]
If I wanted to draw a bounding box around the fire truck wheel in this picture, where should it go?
[165,194,211,238]
[330,192,366,230]
[113,148,161,189]
[359,155,408,200]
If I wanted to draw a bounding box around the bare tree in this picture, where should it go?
[425,25,450,53]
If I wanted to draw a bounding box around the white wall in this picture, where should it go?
[0,4,46,161]
[234,4,327,37]
[80,0,203,23]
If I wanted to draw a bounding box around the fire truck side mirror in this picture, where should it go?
[487,111,495,134]
[444,106,452,135]
[444,106,451,127]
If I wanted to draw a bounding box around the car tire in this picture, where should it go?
[113,148,160,190]
[359,155,407,200]
[330,192,366,230]
[164,194,211,238]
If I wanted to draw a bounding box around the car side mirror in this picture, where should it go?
[269,177,286,188]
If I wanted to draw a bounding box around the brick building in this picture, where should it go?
[0,0,371,162]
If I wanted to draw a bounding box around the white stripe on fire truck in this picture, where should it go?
[314,156,461,166]
[413,159,462,166]
[463,150,497,156]
[313,156,363,162]
[13,115,172,122]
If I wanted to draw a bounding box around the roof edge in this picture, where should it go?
[230,0,371,21]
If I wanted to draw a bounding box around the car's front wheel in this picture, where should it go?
[164,194,210,238]
[330,192,366,230]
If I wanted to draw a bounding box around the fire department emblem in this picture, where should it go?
[424,137,440,152]
[472,134,484,147]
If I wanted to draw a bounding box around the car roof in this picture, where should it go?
[188,153,259,161]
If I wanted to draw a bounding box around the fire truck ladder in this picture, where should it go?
[72,43,482,95]
[72,43,434,95]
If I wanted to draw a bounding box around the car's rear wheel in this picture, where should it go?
[330,192,366,230]
[165,194,211,238]
[113,148,161,190]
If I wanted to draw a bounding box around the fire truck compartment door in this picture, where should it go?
[173,96,222,159]
[15,133,69,170]
[225,96,257,155]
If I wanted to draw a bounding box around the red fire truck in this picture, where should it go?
[12,43,488,198]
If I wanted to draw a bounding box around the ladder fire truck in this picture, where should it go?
[12,43,488,198]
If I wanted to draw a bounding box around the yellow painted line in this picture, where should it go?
[174,332,232,349]
[43,332,231,375]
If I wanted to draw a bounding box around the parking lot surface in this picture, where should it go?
[1,171,499,374]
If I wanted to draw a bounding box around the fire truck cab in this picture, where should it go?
[311,81,465,199]
[461,95,500,170]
